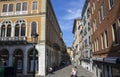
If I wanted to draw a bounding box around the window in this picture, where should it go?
[22,2,27,11]
[89,36,91,44]
[88,22,91,31]
[94,19,97,30]
[84,39,87,47]
[112,23,118,44]
[96,38,99,51]
[21,23,26,36]
[8,4,13,12]
[100,2,106,20]
[1,25,6,37]
[93,19,96,32]
[93,2,95,11]
[105,30,108,48]
[32,1,38,10]
[109,0,114,9]
[2,4,7,12]
[7,25,11,36]
[101,33,104,49]
[87,8,90,18]
[15,24,20,36]
[31,22,37,36]
[99,10,102,23]
[94,40,96,51]
[92,43,94,52]
[16,3,21,11]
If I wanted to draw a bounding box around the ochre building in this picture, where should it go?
[0,0,66,76]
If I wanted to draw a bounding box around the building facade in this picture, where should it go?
[81,0,92,72]
[0,0,65,76]
[72,19,82,65]
[90,0,120,77]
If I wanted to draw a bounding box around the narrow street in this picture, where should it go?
[18,65,94,77]
[45,65,94,77]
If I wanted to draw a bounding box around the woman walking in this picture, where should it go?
[71,67,78,77]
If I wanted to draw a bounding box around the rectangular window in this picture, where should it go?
[99,10,102,23]
[109,0,114,8]
[2,4,7,12]
[105,30,108,48]
[101,33,105,49]
[8,4,13,12]
[22,2,27,11]
[32,1,38,10]
[101,2,106,20]
[87,8,90,18]
[112,23,118,44]
[16,3,21,11]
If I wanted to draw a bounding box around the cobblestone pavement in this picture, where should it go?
[17,65,94,77]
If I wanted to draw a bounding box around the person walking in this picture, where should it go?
[70,67,78,77]
[48,67,53,77]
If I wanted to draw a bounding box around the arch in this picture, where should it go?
[13,49,23,73]
[14,19,26,36]
[27,48,38,73]
[0,49,9,66]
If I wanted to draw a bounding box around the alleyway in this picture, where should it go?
[18,65,94,77]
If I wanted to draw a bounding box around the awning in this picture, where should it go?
[92,57,104,61]
[104,57,120,64]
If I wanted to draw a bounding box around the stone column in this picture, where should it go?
[23,51,28,75]
[9,53,13,66]
[38,44,46,76]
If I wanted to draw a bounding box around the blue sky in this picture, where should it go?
[51,0,85,47]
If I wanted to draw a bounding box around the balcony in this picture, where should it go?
[0,36,27,42]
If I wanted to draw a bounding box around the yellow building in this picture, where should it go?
[0,0,65,76]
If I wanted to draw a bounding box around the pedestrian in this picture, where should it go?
[48,67,53,77]
[70,67,78,77]
[74,62,77,68]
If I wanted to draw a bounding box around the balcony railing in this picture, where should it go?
[0,36,27,41]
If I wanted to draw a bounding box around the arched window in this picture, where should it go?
[1,25,6,37]
[15,24,20,36]
[7,24,11,37]
[21,23,26,36]
[31,22,37,36]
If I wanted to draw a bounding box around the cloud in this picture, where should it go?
[62,8,82,20]
[59,20,73,31]
[60,0,85,20]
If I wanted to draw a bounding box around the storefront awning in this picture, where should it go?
[104,57,120,64]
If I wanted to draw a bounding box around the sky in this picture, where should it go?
[51,0,85,47]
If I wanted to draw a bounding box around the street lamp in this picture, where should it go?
[31,33,39,77]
